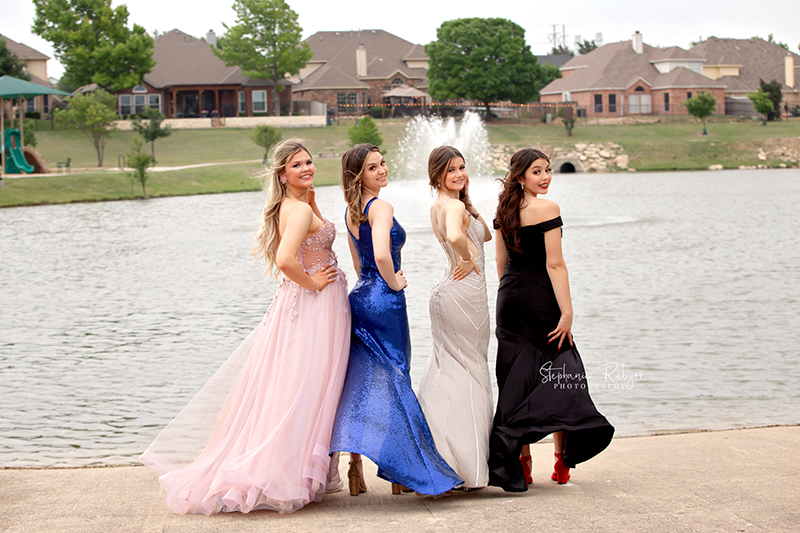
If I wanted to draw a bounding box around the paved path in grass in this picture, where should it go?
[1,426,797,532]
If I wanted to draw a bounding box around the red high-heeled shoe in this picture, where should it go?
[552,452,570,484]
[519,455,533,484]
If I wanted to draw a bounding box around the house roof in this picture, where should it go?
[537,55,573,68]
[689,38,800,92]
[542,40,723,95]
[0,34,50,61]
[145,29,287,88]
[293,29,428,92]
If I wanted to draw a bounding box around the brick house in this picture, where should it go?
[291,30,429,114]
[541,32,726,117]
[689,38,800,114]
[112,29,292,119]
[0,34,58,117]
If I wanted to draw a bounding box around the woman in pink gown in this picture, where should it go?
[140,139,351,514]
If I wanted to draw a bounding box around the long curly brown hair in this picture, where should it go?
[427,146,477,219]
[494,148,550,254]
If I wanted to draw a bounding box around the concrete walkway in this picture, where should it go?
[1,426,797,533]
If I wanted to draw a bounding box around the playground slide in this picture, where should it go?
[22,147,49,174]
[8,146,35,174]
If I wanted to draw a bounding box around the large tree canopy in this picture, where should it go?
[0,39,31,80]
[32,0,155,90]
[213,0,312,116]
[426,18,542,118]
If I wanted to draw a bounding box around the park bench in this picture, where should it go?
[57,157,71,174]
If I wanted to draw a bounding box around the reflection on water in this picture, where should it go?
[1,169,799,467]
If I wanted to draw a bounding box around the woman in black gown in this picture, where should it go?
[488,149,614,493]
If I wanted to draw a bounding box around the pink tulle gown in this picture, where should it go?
[140,219,350,514]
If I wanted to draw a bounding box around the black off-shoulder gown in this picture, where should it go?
[488,217,614,492]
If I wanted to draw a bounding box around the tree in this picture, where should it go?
[551,44,574,57]
[557,107,576,137]
[758,79,783,121]
[32,0,155,90]
[127,138,153,198]
[683,93,717,135]
[214,0,312,117]
[348,116,383,148]
[427,18,542,120]
[55,89,118,166]
[536,63,562,95]
[577,39,598,55]
[131,107,171,163]
[752,34,789,51]
[0,38,31,79]
[748,89,773,125]
[251,125,283,162]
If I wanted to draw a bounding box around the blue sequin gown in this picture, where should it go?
[330,198,463,495]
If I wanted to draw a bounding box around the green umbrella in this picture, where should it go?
[1,75,72,176]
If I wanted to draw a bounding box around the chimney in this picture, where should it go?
[206,30,216,47]
[787,55,795,88]
[632,31,643,54]
[356,44,367,77]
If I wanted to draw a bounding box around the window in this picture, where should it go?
[119,95,132,116]
[382,86,391,92]
[609,94,617,113]
[594,94,603,114]
[687,92,692,99]
[132,85,147,93]
[148,94,160,111]
[392,78,403,85]
[43,95,50,115]
[238,91,245,114]
[26,99,36,113]
[134,94,146,115]
[252,91,267,112]
[634,86,645,92]
[664,93,670,112]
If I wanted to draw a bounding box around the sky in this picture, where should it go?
[2,0,798,80]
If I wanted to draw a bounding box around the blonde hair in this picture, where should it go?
[253,138,311,277]
[341,143,380,230]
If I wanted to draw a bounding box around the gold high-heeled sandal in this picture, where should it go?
[348,459,366,496]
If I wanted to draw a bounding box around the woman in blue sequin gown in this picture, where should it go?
[330,144,463,496]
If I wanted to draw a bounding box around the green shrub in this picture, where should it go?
[347,116,383,148]
[369,106,389,119]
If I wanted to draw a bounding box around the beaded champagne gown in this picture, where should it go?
[140,219,351,514]
[330,198,463,495]
[417,201,493,488]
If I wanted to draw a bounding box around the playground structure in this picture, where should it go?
[0,75,70,178]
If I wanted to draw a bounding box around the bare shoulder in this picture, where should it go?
[280,198,312,225]
[441,197,467,216]
[368,198,394,220]
[520,197,560,226]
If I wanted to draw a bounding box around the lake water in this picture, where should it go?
[1,169,799,467]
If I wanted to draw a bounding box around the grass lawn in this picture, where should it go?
[4,115,797,207]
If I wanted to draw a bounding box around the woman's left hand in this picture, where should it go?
[308,186,316,206]
[548,314,574,350]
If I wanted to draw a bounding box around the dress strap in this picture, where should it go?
[363,197,378,216]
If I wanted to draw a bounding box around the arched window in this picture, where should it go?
[634,86,645,92]
[392,78,403,85]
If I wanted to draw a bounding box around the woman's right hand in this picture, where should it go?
[391,269,407,291]
[453,258,480,281]
[310,264,338,292]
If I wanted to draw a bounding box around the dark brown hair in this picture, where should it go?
[494,148,550,253]
[427,146,477,218]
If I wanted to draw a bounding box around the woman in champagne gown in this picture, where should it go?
[489,148,614,493]
[140,140,350,514]
[330,144,463,496]
[417,146,493,489]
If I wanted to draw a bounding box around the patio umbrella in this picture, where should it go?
[1,75,71,176]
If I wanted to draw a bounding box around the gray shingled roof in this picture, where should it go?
[293,29,428,92]
[542,40,722,95]
[689,38,800,92]
[145,29,285,88]
[0,34,50,61]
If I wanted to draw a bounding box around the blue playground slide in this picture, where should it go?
[4,129,34,174]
